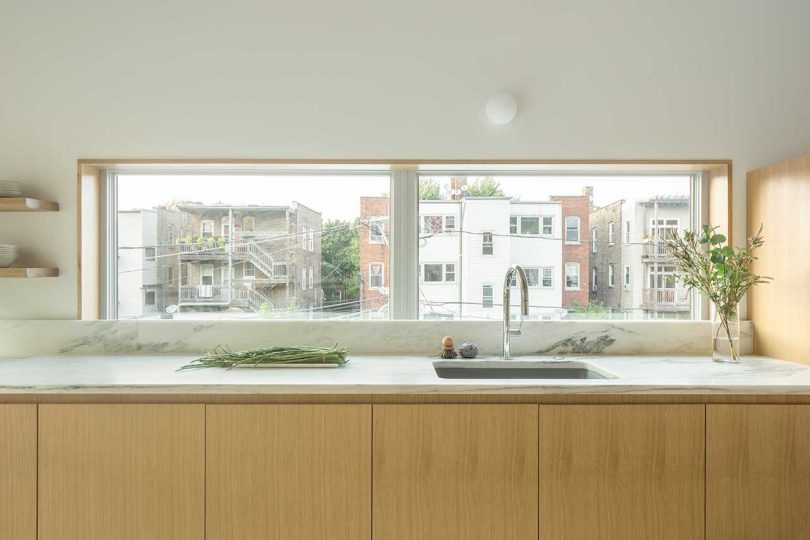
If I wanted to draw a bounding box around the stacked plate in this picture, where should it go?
[0,245,18,268]
[0,180,22,197]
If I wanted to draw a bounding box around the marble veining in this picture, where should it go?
[0,354,807,395]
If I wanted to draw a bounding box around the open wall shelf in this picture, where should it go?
[0,268,59,278]
[0,197,59,212]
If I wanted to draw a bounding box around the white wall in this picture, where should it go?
[1,0,809,319]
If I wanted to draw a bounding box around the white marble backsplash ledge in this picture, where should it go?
[0,320,753,357]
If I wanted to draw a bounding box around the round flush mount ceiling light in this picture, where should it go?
[485,92,518,125]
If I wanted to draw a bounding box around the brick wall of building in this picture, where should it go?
[359,196,390,313]
[552,194,591,308]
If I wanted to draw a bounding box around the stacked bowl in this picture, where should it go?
[0,245,18,268]
[0,180,22,197]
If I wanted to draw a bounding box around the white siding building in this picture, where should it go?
[419,198,564,320]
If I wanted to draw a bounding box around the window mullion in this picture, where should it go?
[389,168,418,319]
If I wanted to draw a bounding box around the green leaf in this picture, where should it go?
[721,246,734,257]
[710,234,726,245]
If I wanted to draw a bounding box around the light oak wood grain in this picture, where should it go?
[709,164,732,244]
[0,267,59,278]
[0,405,36,540]
[538,405,705,540]
[747,155,810,364]
[707,404,810,539]
[38,404,205,540]
[206,405,371,540]
[373,404,538,540]
[0,197,58,212]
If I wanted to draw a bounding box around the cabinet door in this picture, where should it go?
[373,404,538,540]
[206,405,371,540]
[707,404,810,539]
[0,405,36,540]
[539,405,704,540]
[38,404,205,540]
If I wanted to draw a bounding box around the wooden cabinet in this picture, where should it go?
[38,404,205,540]
[0,405,36,540]
[373,404,538,540]
[206,405,371,540]
[707,405,810,539]
[538,405,705,540]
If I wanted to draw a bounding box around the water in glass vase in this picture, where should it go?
[712,303,741,363]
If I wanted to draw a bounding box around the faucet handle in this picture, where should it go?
[508,329,522,337]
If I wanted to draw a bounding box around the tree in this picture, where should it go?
[320,219,360,309]
[466,177,505,197]
[419,179,443,200]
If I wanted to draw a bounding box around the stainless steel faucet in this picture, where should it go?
[503,265,529,359]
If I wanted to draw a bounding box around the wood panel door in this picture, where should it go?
[0,405,36,540]
[373,404,538,540]
[538,405,705,540]
[206,405,372,540]
[38,404,205,540]
[707,405,810,539]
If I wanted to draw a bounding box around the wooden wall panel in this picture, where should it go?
[747,155,810,363]
[708,164,732,244]
[0,405,37,540]
[206,405,371,540]
[538,405,705,540]
[38,404,205,540]
[373,404,538,540]
[707,405,810,539]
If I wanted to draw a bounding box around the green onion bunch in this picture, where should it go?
[178,344,349,370]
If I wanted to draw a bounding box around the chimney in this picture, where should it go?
[582,186,594,209]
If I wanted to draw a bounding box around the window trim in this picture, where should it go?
[591,227,597,253]
[481,231,494,255]
[608,221,615,245]
[608,263,615,288]
[368,262,385,290]
[368,216,386,244]
[482,284,494,308]
[564,216,580,244]
[564,262,580,291]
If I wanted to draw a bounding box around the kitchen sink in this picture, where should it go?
[432,359,617,380]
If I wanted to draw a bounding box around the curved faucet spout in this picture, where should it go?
[503,265,529,359]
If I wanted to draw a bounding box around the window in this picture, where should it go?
[592,268,597,291]
[144,290,155,306]
[368,216,385,243]
[608,264,615,288]
[624,265,631,288]
[243,216,255,233]
[623,221,630,244]
[565,216,580,243]
[541,267,553,288]
[482,284,494,308]
[482,232,493,255]
[144,247,156,261]
[201,264,214,286]
[592,228,597,253]
[308,230,315,252]
[541,216,553,236]
[445,263,455,282]
[648,266,678,288]
[423,263,443,282]
[301,268,307,290]
[422,216,443,235]
[509,216,518,234]
[167,225,175,245]
[520,216,540,235]
[444,216,456,232]
[301,227,308,249]
[274,263,287,276]
[201,220,214,239]
[244,261,255,278]
[369,263,384,289]
[308,266,314,289]
[608,221,615,245]
[565,263,580,290]
[221,217,231,237]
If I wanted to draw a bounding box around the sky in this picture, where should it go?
[118,174,691,222]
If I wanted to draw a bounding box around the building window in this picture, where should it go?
[565,216,580,243]
[144,290,156,306]
[608,264,615,288]
[608,221,615,245]
[592,267,597,291]
[308,230,315,252]
[648,265,678,289]
[274,263,287,277]
[541,267,553,288]
[445,263,455,282]
[541,216,553,236]
[144,247,156,262]
[369,263,384,289]
[482,284,494,308]
[482,232,493,255]
[309,266,314,289]
[623,221,630,244]
[244,261,255,278]
[421,216,443,235]
[201,220,214,239]
[592,228,597,253]
[301,227,308,250]
[301,268,307,290]
[368,216,385,243]
[624,265,631,288]
[444,216,456,232]
[565,263,580,290]
[167,225,175,245]
[221,217,231,237]
[509,216,518,235]
[243,216,255,233]
[423,263,443,282]
[520,216,540,235]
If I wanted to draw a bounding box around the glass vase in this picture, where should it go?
[712,302,741,363]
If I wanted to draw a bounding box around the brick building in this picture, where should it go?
[551,188,591,308]
[359,196,390,315]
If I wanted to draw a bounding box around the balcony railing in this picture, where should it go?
[642,242,672,259]
[642,287,690,310]
[180,284,231,303]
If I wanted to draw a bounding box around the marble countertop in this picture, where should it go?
[1,354,810,395]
